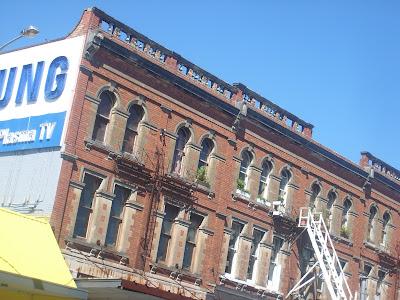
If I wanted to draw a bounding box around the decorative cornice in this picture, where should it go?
[126,201,144,211]
[199,227,214,236]
[140,120,158,131]
[227,138,237,147]
[96,190,115,201]
[216,212,228,220]
[111,107,129,118]
[288,183,300,190]
[69,180,85,190]
[186,142,202,151]
[174,218,191,227]
[61,151,78,162]
[239,234,253,243]
[79,64,93,76]
[210,153,226,162]
[85,93,101,105]
[160,104,172,115]
[223,227,233,235]
[249,165,262,173]
[161,129,177,140]
[232,155,241,163]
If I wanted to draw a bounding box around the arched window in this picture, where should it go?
[92,91,115,142]
[341,199,352,238]
[172,127,191,176]
[198,138,214,170]
[122,105,144,153]
[197,138,214,183]
[238,150,253,189]
[310,183,321,210]
[258,160,272,198]
[278,169,291,202]
[326,191,336,229]
[381,212,391,246]
[368,205,377,242]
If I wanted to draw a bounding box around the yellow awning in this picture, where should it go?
[0,208,87,299]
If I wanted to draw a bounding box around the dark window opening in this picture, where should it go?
[105,185,131,246]
[73,174,103,238]
[156,204,180,262]
[122,105,144,153]
[92,91,115,142]
[182,213,204,269]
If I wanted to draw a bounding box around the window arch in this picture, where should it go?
[92,90,116,142]
[381,212,391,246]
[172,127,191,176]
[368,205,378,242]
[258,160,272,198]
[122,104,145,153]
[198,138,214,170]
[310,183,321,210]
[238,150,253,189]
[278,169,291,203]
[197,138,214,183]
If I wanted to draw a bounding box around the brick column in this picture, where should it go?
[207,153,225,190]
[374,218,384,246]
[163,131,178,173]
[166,209,190,268]
[150,211,165,262]
[304,189,313,210]
[218,227,232,274]
[106,107,129,151]
[331,204,343,237]
[116,191,144,253]
[232,156,242,192]
[347,211,358,241]
[84,94,100,140]
[232,224,252,280]
[134,121,155,161]
[87,190,115,245]
[65,180,85,237]
[182,143,201,180]
[267,175,280,204]
[286,183,299,214]
[192,227,214,275]
[253,242,272,286]
[247,165,262,200]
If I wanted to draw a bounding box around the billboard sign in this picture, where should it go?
[0,36,85,152]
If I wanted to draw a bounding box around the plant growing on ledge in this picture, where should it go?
[340,225,350,239]
[237,178,245,191]
[196,166,209,187]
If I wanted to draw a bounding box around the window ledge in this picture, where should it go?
[65,237,129,265]
[331,234,353,246]
[149,263,202,286]
[232,192,270,213]
[84,138,115,155]
[219,275,283,298]
[195,180,215,199]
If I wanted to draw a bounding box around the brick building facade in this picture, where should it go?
[49,7,400,300]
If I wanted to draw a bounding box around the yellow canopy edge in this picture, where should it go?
[0,208,76,288]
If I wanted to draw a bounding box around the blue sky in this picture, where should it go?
[2,1,399,169]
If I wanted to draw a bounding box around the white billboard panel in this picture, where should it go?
[0,36,85,215]
[0,36,85,152]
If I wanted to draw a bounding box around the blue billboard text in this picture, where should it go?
[0,56,69,109]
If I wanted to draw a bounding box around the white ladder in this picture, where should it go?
[286,207,352,300]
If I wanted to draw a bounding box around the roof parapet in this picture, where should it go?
[360,152,400,183]
[90,7,314,139]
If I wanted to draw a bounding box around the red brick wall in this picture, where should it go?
[50,8,400,299]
